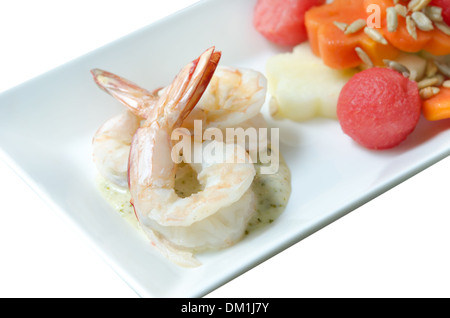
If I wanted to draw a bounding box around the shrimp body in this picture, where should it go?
[147,189,255,250]
[92,110,141,188]
[137,141,256,267]
[130,139,256,226]
[196,66,267,128]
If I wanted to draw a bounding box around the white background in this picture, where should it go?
[0,0,449,298]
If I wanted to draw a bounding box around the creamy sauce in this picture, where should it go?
[247,157,291,232]
[96,178,138,229]
[97,157,291,235]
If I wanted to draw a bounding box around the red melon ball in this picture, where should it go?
[253,0,326,46]
[337,67,421,150]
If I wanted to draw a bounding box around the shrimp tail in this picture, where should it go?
[156,47,221,129]
[90,47,220,123]
[90,68,156,118]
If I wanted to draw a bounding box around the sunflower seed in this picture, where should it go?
[395,4,408,17]
[334,21,349,32]
[408,0,420,10]
[435,61,450,77]
[420,86,440,99]
[434,21,450,36]
[443,80,450,88]
[387,7,399,32]
[423,6,443,22]
[425,59,438,77]
[355,47,373,67]
[411,11,434,31]
[417,77,440,89]
[434,74,445,86]
[383,59,411,77]
[417,0,433,11]
[364,27,388,44]
[406,16,418,39]
[408,0,431,12]
[345,19,367,34]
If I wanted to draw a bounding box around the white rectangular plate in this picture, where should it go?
[1,0,449,297]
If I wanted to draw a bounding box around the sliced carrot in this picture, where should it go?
[305,0,399,69]
[369,0,450,55]
[382,16,432,53]
[422,87,450,121]
[305,0,450,70]
[315,22,365,69]
[425,28,450,56]
[359,34,400,66]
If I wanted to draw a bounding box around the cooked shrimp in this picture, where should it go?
[195,66,267,128]
[91,48,267,266]
[128,48,255,225]
[147,187,255,251]
[140,147,256,267]
[127,48,256,266]
[92,110,141,188]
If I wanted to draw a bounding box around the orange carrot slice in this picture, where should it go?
[423,87,450,121]
[305,0,399,69]
[305,0,450,70]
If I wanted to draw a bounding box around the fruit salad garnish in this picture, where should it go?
[254,0,450,150]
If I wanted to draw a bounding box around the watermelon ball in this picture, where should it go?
[337,67,421,150]
[430,0,450,25]
[253,0,326,46]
